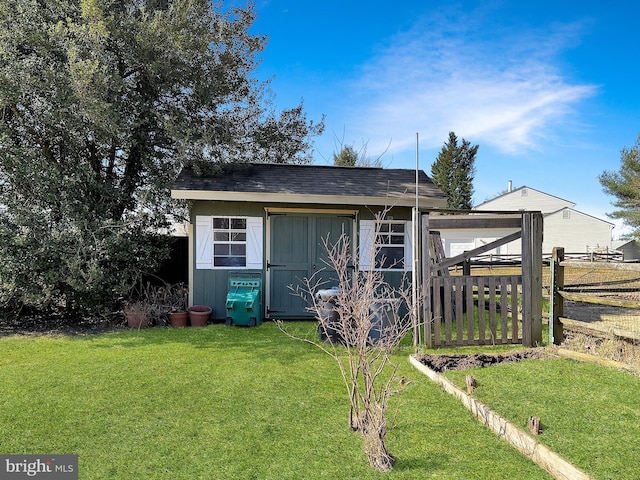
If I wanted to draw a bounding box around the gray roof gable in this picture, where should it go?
[172,163,447,208]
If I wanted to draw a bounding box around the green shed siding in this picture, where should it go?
[190,200,415,320]
[191,202,265,319]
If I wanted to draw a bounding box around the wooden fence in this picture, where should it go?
[421,212,543,348]
[429,274,522,346]
[549,247,640,343]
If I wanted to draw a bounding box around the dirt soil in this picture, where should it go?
[418,349,547,372]
[0,310,126,337]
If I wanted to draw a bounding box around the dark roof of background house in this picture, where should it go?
[172,163,447,208]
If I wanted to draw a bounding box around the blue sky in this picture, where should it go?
[245,0,639,239]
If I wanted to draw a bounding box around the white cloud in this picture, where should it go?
[340,9,597,158]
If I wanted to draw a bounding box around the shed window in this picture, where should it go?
[196,216,263,270]
[375,222,406,269]
[212,217,246,266]
[359,220,412,271]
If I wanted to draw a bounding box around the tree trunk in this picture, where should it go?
[363,427,395,472]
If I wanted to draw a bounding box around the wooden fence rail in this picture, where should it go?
[549,247,640,344]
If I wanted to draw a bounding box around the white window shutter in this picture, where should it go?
[246,217,263,269]
[195,216,213,269]
[359,220,375,270]
[404,220,413,271]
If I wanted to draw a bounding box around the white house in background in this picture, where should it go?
[437,184,615,257]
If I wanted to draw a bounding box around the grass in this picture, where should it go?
[0,322,549,479]
[445,357,640,480]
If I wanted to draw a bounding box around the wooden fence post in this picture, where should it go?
[521,212,543,346]
[549,247,565,345]
[531,212,543,345]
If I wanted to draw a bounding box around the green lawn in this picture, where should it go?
[446,357,640,480]
[0,322,549,479]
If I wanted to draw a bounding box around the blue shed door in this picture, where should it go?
[267,213,354,318]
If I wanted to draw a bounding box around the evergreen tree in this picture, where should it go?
[332,143,383,168]
[333,146,359,166]
[430,132,478,209]
[599,134,640,239]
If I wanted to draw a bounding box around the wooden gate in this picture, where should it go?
[421,212,543,347]
[430,275,522,346]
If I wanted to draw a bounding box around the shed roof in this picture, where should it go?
[172,163,447,208]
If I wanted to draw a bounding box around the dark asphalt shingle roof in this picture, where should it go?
[172,163,446,207]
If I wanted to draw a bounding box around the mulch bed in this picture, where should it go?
[0,310,126,337]
[417,349,548,372]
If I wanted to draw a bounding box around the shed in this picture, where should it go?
[613,239,640,261]
[171,162,447,321]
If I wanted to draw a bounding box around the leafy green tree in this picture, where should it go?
[430,132,478,209]
[599,134,640,239]
[0,0,323,312]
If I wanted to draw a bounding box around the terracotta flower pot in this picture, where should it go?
[126,312,149,329]
[188,305,212,327]
[168,311,189,328]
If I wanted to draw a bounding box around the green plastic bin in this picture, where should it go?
[225,273,262,327]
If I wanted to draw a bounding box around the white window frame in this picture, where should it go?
[195,216,263,270]
[213,216,248,268]
[359,219,412,271]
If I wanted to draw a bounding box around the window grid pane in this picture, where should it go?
[374,221,405,270]
[212,216,247,267]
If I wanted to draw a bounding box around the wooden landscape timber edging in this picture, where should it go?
[561,317,640,342]
[409,355,594,480]
[553,347,640,377]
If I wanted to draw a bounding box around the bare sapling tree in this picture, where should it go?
[277,214,418,472]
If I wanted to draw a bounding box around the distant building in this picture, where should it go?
[613,239,640,261]
[437,184,615,257]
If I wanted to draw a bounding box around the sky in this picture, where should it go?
[242,0,639,239]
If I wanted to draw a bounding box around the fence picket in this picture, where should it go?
[489,276,497,343]
[477,277,486,345]
[466,276,475,342]
[511,276,520,342]
[444,277,453,344]
[500,276,509,342]
[455,278,464,344]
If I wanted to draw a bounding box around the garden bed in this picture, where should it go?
[417,349,547,372]
[0,309,125,336]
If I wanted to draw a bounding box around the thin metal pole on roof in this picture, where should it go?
[412,133,421,347]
